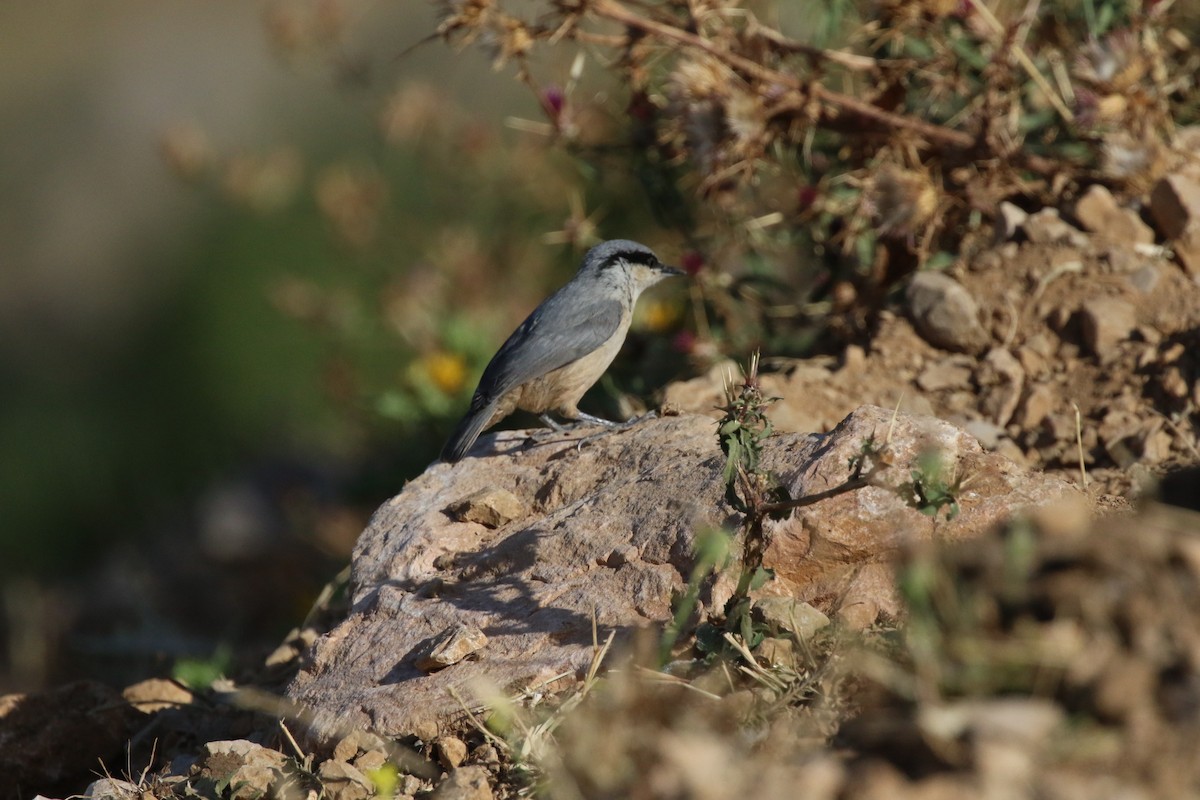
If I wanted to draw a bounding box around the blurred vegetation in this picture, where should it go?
[191,0,1200,481]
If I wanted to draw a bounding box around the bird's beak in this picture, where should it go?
[658,264,685,277]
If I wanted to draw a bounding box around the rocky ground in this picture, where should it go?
[6,147,1200,799]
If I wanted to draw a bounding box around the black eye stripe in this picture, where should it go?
[602,249,658,268]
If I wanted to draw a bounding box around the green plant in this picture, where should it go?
[172,644,233,691]
[902,448,963,521]
[660,526,732,664]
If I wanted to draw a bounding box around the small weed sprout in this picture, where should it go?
[849,434,883,479]
[902,449,963,521]
[672,353,793,663]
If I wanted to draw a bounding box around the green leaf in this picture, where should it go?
[748,566,775,590]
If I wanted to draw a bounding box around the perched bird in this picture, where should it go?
[441,239,683,462]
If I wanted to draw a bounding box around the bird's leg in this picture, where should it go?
[539,413,568,432]
[574,410,620,429]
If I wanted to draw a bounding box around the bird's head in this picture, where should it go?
[580,239,684,294]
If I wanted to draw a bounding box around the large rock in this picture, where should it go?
[286,408,1079,740]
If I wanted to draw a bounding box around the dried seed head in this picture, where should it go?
[1074,30,1147,92]
[671,57,734,102]
[868,166,938,237]
[726,88,766,148]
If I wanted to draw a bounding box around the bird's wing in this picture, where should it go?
[473,292,625,404]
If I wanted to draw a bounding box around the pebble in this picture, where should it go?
[432,765,494,800]
[1023,208,1089,248]
[906,271,988,353]
[417,624,488,672]
[1074,184,1154,245]
[1079,296,1137,362]
[1149,172,1200,240]
[916,356,974,392]
[1018,383,1057,429]
[976,348,1025,427]
[436,736,469,770]
[447,487,527,529]
[995,201,1028,241]
[317,761,374,800]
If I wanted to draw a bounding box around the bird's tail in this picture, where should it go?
[440,400,497,463]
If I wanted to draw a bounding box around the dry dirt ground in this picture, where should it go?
[5,188,1200,798]
[669,194,1200,506]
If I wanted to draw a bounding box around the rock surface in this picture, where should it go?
[286,407,1079,740]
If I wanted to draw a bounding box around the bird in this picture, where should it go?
[440,239,683,462]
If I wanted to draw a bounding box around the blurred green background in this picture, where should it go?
[0,0,687,692]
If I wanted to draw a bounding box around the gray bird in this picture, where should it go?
[441,239,683,462]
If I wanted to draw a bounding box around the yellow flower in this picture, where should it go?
[419,351,468,396]
[638,299,683,333]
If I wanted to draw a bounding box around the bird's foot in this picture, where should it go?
[572,410,659,451]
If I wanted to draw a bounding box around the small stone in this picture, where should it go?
[1150,172,1200,239]
[835,598,879,630]
[85,779,139,800]
[446,487,527,529]
[318,760,374,800]
[122,678,193,714]
[334,729,387,762]
[470,744,500,767]
[333,735,359,763]
[202,740,288,800]
[906,271,988,353]
[754,597,830,640]
[971,250,1003,272]
[995,201,1028,241]
[432,765,494,800]
[1138,423,1174,464]
[1043,413,1077,444]
[409,719,440,743]
[916,356,973,392]
[354,749,388,772]
[1129,264,1160,293]
[1074,184,1154,244]
[1023,208,1089,247]
[756,637,797,668]
[1018,384,1057,429]
[976,348,1025,427]
[416,624,488,672]
[1079,296,1137,362]
[1016,349,1048,381]
[435,736,469,770]
[1173,225,1200,277]
[400,773,428,795]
